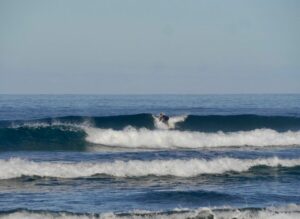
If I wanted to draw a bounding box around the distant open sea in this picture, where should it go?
[0,94,300,219]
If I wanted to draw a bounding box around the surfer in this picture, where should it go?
[158,113,169,123]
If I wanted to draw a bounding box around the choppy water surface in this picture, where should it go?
[0,94,300,219]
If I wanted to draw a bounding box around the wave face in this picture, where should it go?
[1,204,300,219]
[2,114,300,131]
[1,114,300,151]
[0,157,299,179]
[0,123,87,151]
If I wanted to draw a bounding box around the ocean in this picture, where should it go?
[0,94,300,219]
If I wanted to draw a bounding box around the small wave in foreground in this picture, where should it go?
[1,204,300,219]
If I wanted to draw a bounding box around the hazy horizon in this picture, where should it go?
[1,0,299,94]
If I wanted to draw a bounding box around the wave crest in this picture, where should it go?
[0,157,299,179]
[85,127,300,149]
[2,114,300,151]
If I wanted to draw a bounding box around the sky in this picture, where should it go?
[0,0,299,94]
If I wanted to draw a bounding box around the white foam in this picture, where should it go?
[0,157,299,179]
[85,127,300,149]
[2,205,300,219]
[153,115,187,129]
[213,204,300,219]
[10,122,52,129]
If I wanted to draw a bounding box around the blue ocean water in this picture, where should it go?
[0,94,300,219]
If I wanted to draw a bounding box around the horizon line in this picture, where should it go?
[1,93,300,96]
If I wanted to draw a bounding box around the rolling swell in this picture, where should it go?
[181,114,300,132]
[135,190,240,205]
[1,114,300,151]
[0,125,86,151]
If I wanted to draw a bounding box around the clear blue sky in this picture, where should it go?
[0,0,299,94]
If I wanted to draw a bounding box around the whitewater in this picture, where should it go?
[0,157,299,179]
[2,205,300,219]
[85,127,300,149]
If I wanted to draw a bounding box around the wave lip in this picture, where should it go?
[3,114,300,131]
[85,127,300,149]
[0,157,299,179]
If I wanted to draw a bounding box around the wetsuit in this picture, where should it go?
[159,115,169,123]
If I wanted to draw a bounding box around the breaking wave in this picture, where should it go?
[153,115,187,129]
[85,127,300,149]
[0,157,299,179]
[1,204,300,219]
[1,114,300,151]
[2,114,300,131]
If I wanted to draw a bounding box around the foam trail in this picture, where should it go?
[153,115,187,129]
[85,127,300,149]
[0,157,299,179]
[10,121,90,130]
